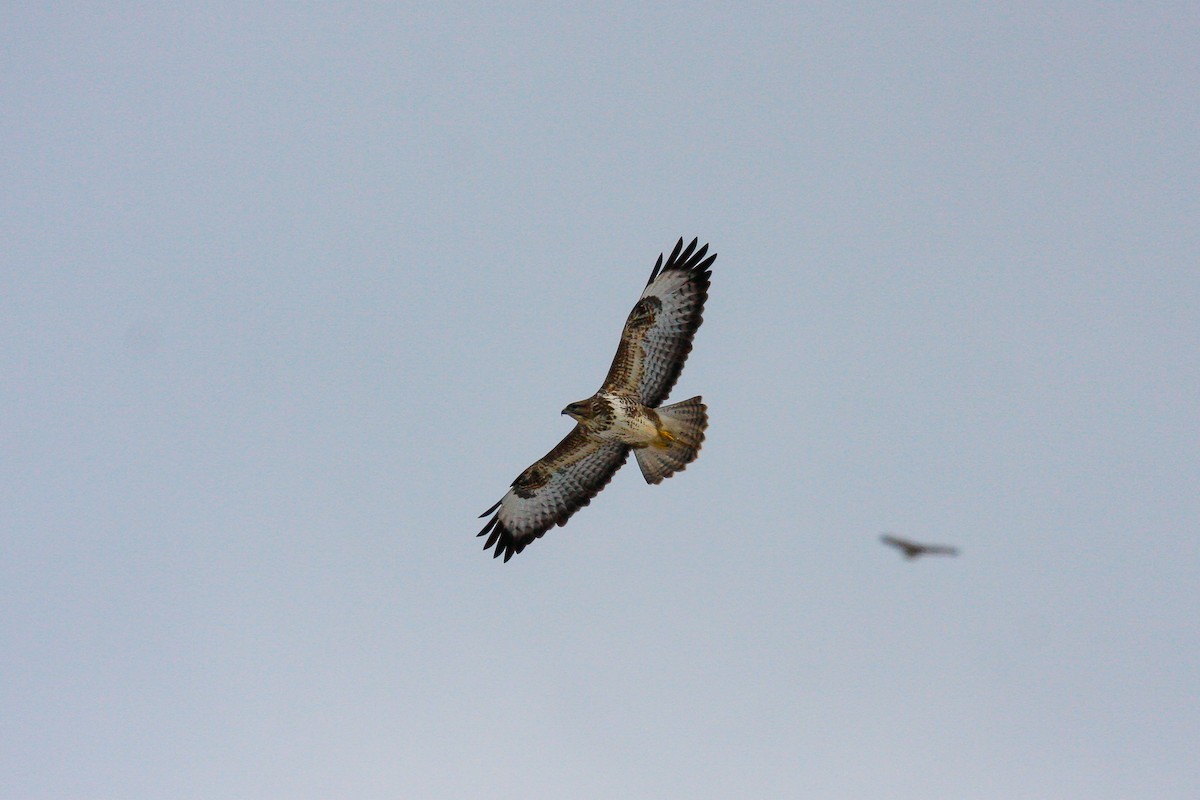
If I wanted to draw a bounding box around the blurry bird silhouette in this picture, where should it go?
[880,533,959,560]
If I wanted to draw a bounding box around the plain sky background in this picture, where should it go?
[3,3,1198,798]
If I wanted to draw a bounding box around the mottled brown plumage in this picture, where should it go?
[477,238,715,561]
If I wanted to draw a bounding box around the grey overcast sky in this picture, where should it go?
[3,3,1198,798]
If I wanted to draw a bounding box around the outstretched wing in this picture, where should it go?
[601,237,715,407]
[478,427,629,561]
[881,534,916,552]
[881,533,959,558]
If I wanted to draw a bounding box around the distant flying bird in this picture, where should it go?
[880,533,959,560]
[478,238,715,561]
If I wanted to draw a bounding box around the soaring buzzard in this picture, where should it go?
[478,238,716,561]
[880,533,959,560]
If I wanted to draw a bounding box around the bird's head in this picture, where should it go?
[561,399,593,422]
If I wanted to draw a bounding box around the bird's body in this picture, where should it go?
[565,392,657,445]
[478,238,715,561]
[566,391,701,451]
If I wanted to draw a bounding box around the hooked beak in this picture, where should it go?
[561,402,581,419]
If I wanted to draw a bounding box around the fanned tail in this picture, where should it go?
[634,396,707,485]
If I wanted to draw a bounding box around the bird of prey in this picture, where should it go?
[478,238,715,561]
[880,533,959,560]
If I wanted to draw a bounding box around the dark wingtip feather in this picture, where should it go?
[478,511,536,563]
[647,237,716,285]
[661,237,714,275]
[479,498,503,518]
[669,238,697,270]
[478,515,500,545]
[645,253,665,286]
[477,517,494,537]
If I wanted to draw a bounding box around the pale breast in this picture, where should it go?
[593,392,659,446]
